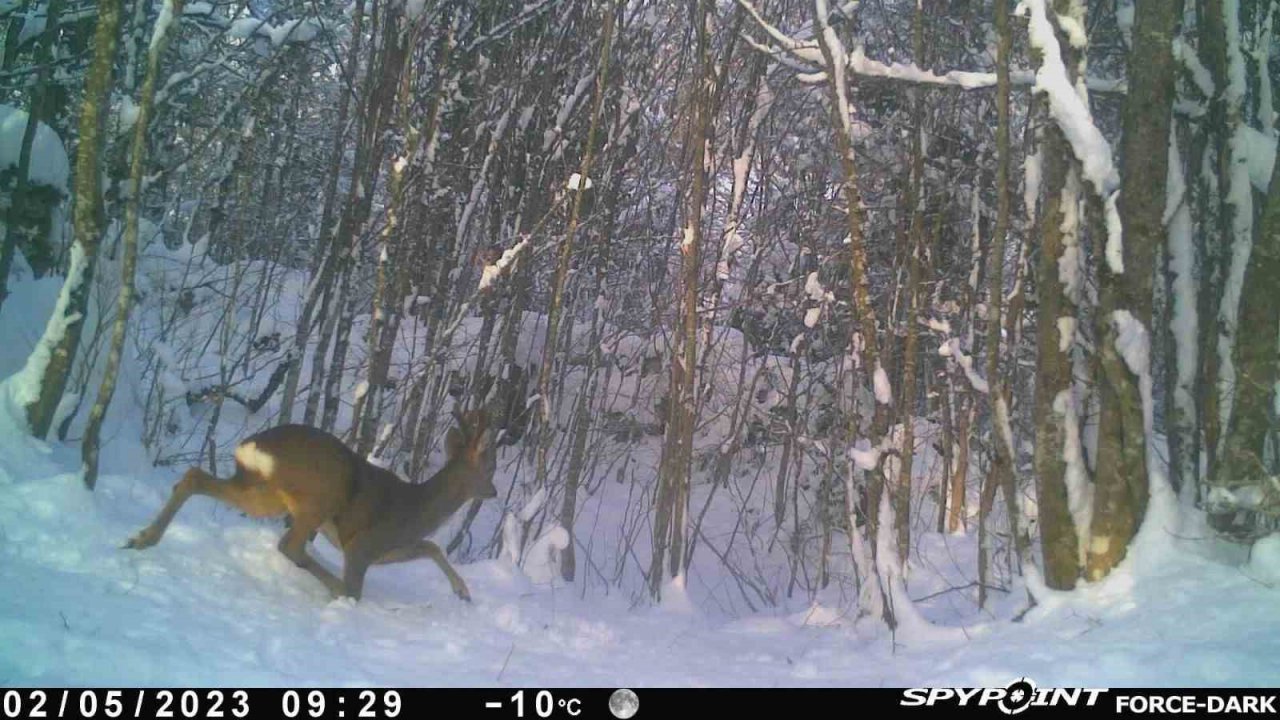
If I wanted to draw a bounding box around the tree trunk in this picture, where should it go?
[1163,124,1198,505]
[979,0,1017,608]
[0,0,64,305]
[18,0,123,439]
[533,0,615,581]
[82,0,184,489]
[1212,147,1280,524]
[651,0,711,597]
[809,0,893,629]
[276,0,366,425]
[1034,119,1084,588]
[1087,0,1180,580]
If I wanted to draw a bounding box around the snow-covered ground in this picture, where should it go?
[2,406,1278,687]
[2,262,1278,689]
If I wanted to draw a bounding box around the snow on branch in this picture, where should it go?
[938,337,989,394]
[735,0,825,64]
[736,0,1126,94]
[479,238,529,293]
[463,0,562,53]
[1017,0,1125,273]
[10,244,88,410]
[228,16,326,48]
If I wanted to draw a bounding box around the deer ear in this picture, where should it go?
[445,427,465,458]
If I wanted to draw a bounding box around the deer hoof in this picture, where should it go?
[124,527,159,549]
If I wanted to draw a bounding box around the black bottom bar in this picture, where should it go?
[2,687,1276,720]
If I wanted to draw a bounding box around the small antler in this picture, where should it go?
[450,407,488,443]
[468,409,488,438]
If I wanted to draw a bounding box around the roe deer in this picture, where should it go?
[125,410,497,601]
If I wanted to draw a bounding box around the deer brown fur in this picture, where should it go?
[125,410,497,601]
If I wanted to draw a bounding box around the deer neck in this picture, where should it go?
[408,460,473,534]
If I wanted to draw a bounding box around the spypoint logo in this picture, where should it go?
[999,678,1037,715]
[900,678,1107,714]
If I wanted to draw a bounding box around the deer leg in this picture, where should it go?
[373,540,472,602]
[341,554,372,602]
[277,516,346,598]
[125,468,286,549]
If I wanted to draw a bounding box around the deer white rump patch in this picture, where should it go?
[235,442,277,478]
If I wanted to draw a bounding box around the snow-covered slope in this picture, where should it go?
[1,384,1278,687]
[2,252,1278,688]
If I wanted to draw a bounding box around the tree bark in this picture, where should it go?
[1087,0,1180,580]
[19,0,123,439]
[0,0,64,304]
[809,0,894,628]
[82,0,184,489]
[275,0,366,425]
[1034,118,1083,588]
[979,0,1018,609]
[651,0,711,597]
[1212,145,1280,524]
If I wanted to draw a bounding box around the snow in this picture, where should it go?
[228,17,266,39]
[1248,534,1280,583]
[872,362,892,405]
[938,338,989,394]
[1115,0,1134,47]
[1112,310,1154,448]
[969,186,981,291]
[1216,125,1256,450]
[7,243,87,413]
[566,173,593,190]
[518,486,547,522]
[4,223,1280,689]
[1,369,1279,686]
[1165,135,1197,496]
[1053,389,1093,562]
[16,6,45,46]
[658,574,699,616]
[228,16,322,46]
[1056,316,1076,353]
[846,46,1002,90]
[517,106,535,131]
[848,439,880,471]
[1240,126,1276,192]
[994,395,1015,458]
[1172,38,1214,100]
[113,96,141,136]
[803,306,821,328]
[478,239,528,293]
[1055,6,1088,49]
[1223,0,1247,107]
[521,526,569,584]
[924,317,951,334]
[150,0,177,52]
[1103,195,1124,274]
[1023,145,1041,224]
[1259,7,1277,134]
[269,19,322,46]
[542,72,594,154]
[0,104,71,193]
[803,272,831,303]
[1057,170,1085,304]
[1017,0,1123,273]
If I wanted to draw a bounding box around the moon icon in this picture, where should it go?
[608,688,639,719]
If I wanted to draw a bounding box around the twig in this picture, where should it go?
[495,643,516,682]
